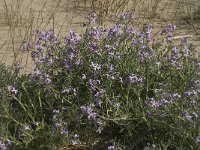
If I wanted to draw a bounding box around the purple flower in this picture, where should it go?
[37,57,46,65]
[196,136,200,143]
[108,24,122,38]
[89,26,103,41]
[146,24,153,33]
[35,40,42,52]
[94,89,105,107]
[87,79,101,91]
[8,85,18,94]
[172,93,181,98]
[161,24,176,35]
[71,140,78,145]
[82,74,86,79]
[183,47,190,57]
[96,118,105,133]
[121,13,133,20]
[45,78,52,84]
[160,24,176,41]
[108,145,117,150]
[90,17,97,23]
[105,44,111,49]
[23,124,30,130]
[95,99,103,107]
[91,62,102,71]
[47,29,55,40]
[89,43,97,52]
[5,139,11,147]
[138,32,144,44]
[80,104,93,114]
[150,99,162,109]
[184,91,192,97]
[64,30,80,46]
[139,48,154,62]
[61,87,76,95]
[61,87,71,94]
[168,24,176,32]
[71,134,79,145]
[193,90,198,95]
[194,80,200,87]
[172,46,179,54]
[184,90,198,97]
[131,40,138,46]
[34,121,40,126]
[55,122,62,128]
[31,51,38,59]
[85,12,97,24]
[80,104,98,121]
[60,128,68,135]
[74,134,79,138]
[88,112,98,120]
[109,64,114,73]
[95,89,106,98]
[145,24,153,41]
[33,68,42,76]
[68,52,75,60]
[190,99,197,106]
[119,77,123,83]
[52,38,60,45]
[182,112,192,121]
[21,41,32,52]
[0,139,6,149]
[34,29,40,36]
[192,112,198,119]
[53,109,60,114]
[129,74,143,84]
[180,37,188,44]
[196,63,200,68]
[142,45,147,49]
[127,27,136,36]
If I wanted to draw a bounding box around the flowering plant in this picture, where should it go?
[0,13,200,149]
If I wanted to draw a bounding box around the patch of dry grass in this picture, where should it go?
[0,0,65,72]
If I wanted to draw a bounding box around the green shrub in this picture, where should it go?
[0,13,200,149]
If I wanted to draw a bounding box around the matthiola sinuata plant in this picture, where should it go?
[0,12,200,149]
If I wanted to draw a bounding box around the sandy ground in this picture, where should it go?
[0,0,87,72]
[0,0,200,73]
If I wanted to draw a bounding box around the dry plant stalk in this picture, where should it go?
[0,0,64,73]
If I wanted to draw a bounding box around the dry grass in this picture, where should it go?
[0,0,66,72]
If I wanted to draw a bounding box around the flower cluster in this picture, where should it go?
[80,103,105,133]
[0,138,11,149]
[146,92,181,110]
[160,24,176,40]
[52,108,69,135]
